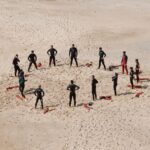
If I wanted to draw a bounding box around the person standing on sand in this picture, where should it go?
[69,44,78,67]
[112,73,118,96]
[98,47,106,70]
[34,85,45,109]
[47,45,58,67]
[18,69,26,97]
[92,75,98,100]
[135,59,140,83]
[28,50,38,72]
[129,67,135,89]
[121,51,128,75]
[67,80,80,107]
[13,54,21,76]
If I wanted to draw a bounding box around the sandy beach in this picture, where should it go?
[0,0,150,149]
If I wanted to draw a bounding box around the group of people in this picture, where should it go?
[12,45,140,108]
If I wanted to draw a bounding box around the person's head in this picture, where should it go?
[130,67,133,70]
[99,47,102,51]
[39,85,41,89]
[31,50,34,54]
[71,80,74,84]
[72,44,75,47]
[51,45,53,49]
[135,59,139,63]
[123,51,126,55]
[16,54,18,57]
[92,75,95,79]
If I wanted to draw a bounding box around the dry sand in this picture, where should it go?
[0,0,150,149]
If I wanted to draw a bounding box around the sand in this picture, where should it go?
[0,0,150,149]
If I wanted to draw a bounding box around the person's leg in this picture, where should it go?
[28,62,32,72]
[33,61,38,70]
[70,57,73,67]
[40,98,44,109]
[92,91,95,100]
[102,59,106,70]
[74,57,78,67]
[69,93,72,106]
[49,56,52,67]
[122,65,124,74]
[53,56,56,66]
[35,98,39,109]
[136,71,139,83]
[125,65,128,75]
[98,58,101,69]
[14,66,17,76]
[17,66,21,76]
[114,85,117,96]
[73,93,76,107]
[22,84,25,97]
[130,78,134,89]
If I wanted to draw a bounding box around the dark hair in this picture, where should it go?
[71,80,74,84]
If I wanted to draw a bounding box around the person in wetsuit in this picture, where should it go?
[67,80,80,107]
[98,47,106,70]
[13,54,21,76]
[112,73,118,96]
[28,50,38,72]
[121,51,128,75]
[18,69,26,97]
[130,67,135,89]
[92,75,98,100]
[34,85,45,109]
[69,44,78,67]
[47,45,58,67]
[135,59,140,83]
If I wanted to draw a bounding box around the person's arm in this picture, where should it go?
[18,58,20,62]
[34,54,37,62]
[28,55,30,61]
[69,49,71,57]
[67,85,70,90]
[96,79,98,84]
[75,85,80,90]
[76,48,78,57]
[55,49,57,56]
[126,56,128,63]
[47,49,50,55]
[34,90,37,96]
[104,51,106,57]
[42,90,45,97]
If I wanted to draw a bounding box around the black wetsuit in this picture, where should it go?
[67,84,80,106]
[13,57,20,76]
[69,47,78,67]
[130,70,135,89]
[135,63,140,83]
[92,79,98,100]
[34,88,45,109]
[112,75,118,96]
[19,72,25,97]
[28,53,37,72]
[47,48,57,66]
[98,50,106,70]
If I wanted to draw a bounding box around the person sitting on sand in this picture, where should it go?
[98,47,106,70]
[129,67,135,89]
[28,50,38,72]
[67,80,80,107]
[47,45,58,67]
[34,85,45,109]
[121,51,128,75]
[13,54,21,76]
[92,75,98,100]
[112,73,118,96]
[135,59,140,83]
[69,44,78,67]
